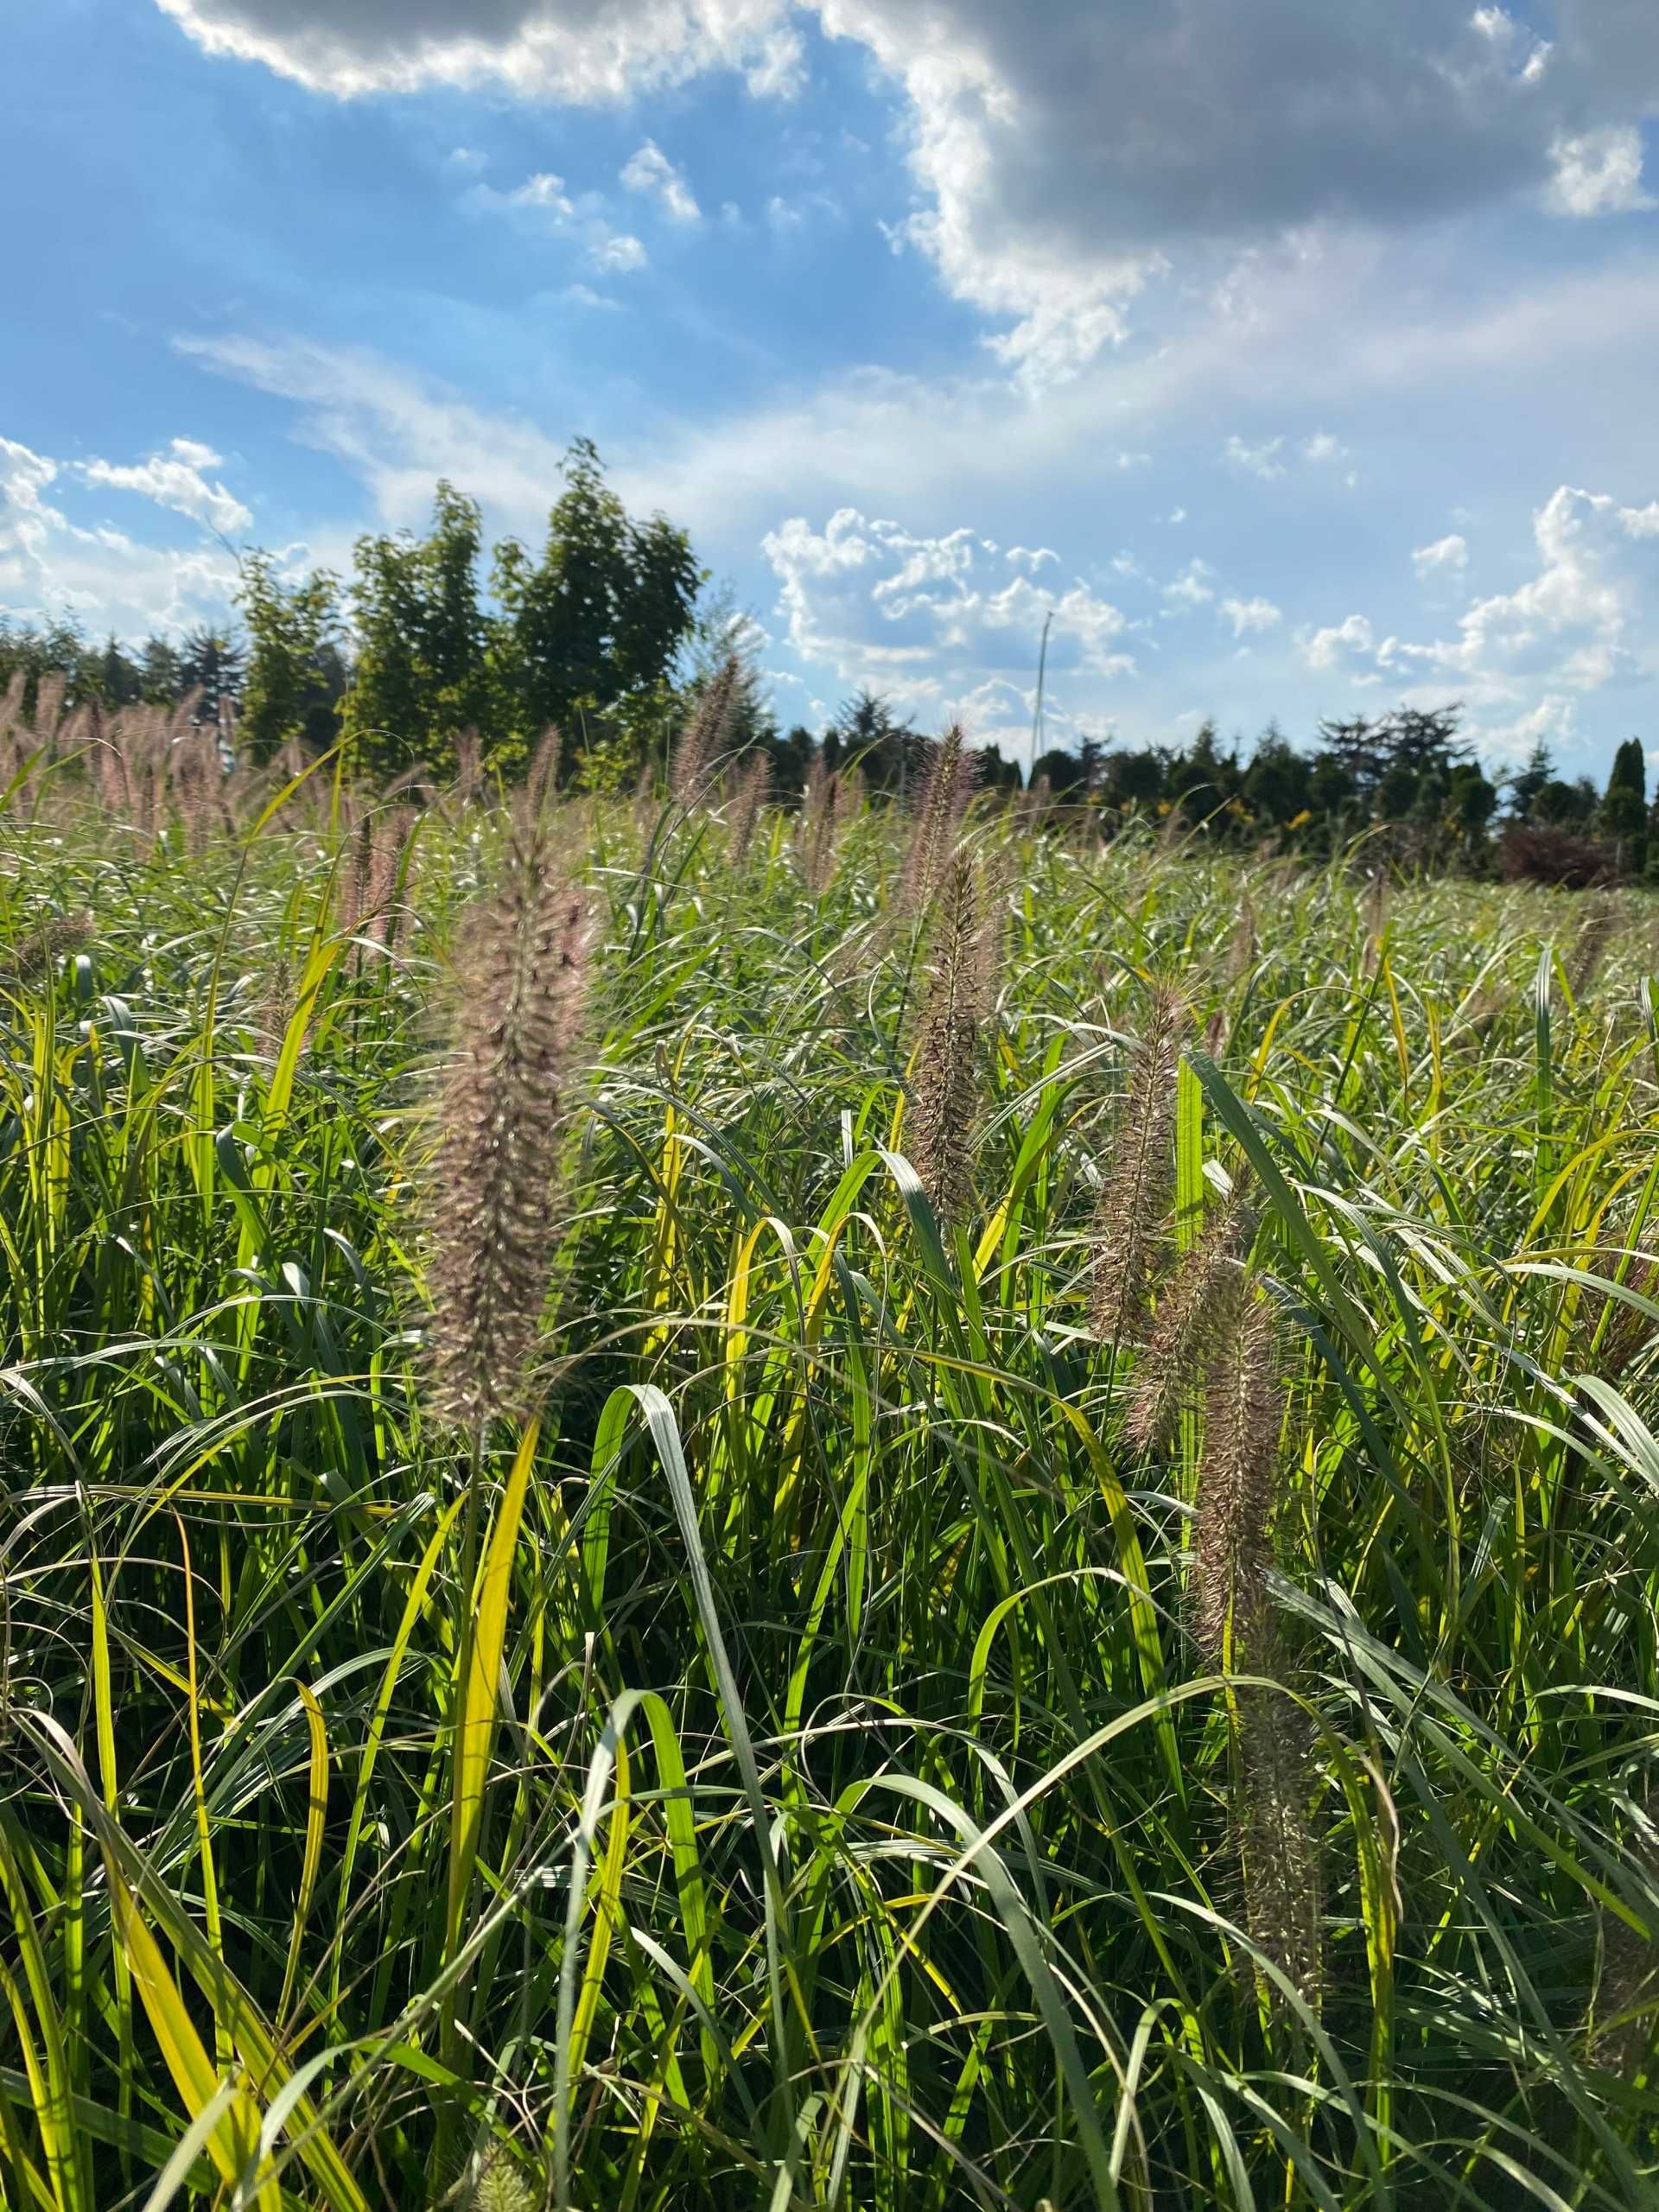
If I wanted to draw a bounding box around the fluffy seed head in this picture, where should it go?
[1192,1284,1280,1666]
[726,749,771,865]
[1127,1192,1255,1455]
[800,754,852,896]
[422,817,592,1435]
[1235,1675,1325,2019]
[672,654,741,810]
[1090,983,1186,1347]
[524,726,562,817]
[907,849,1000,1222]
[901,724,978,917]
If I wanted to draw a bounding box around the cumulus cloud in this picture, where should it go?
[78,436,252,535]
[1548,125,1654,215]
[153,0,804,99]
[1220,594,1282,636]
[761,507,1133,712]
[1,435,238,636]
[154,0,1659,386]
[1302,613,1376,673]
[620,137,701,222]
[1307,486,1659,736]
[1413,532,1470,578]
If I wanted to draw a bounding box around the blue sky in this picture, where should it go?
[6,0,1659,776]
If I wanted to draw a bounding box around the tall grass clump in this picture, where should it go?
[0,748,1656,2209]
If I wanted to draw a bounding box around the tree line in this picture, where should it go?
[1,443,1653,880]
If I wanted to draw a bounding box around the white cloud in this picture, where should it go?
[152,0,1659,387]
[761,506,1133,715]
[1302,430,1346,465]
[1163,559,1216,609]
[1219,594,1282,636]
[620,138,702,223]
[467,170,650,271]
[590,230,647,270]
[1413,532,1470,578]
[1548,125,1654,216]
[1005,545,1059,573]
[1225,435,1287,480]
[1,435,238,638]
[1302,612,1376,672]
[1307,486,1659,740]
[78,436,252,535]
[154,0,804,100]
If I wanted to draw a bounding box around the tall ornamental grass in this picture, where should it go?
[0,702,1656,2206]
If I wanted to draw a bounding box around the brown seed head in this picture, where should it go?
[1090,983,1186,1346]
[672,655,741,810]
[907,848,1000,1222]
[726,749,771,866]
[1128,1192,1255,1455]
[1192,1284,1280,1667]
[901,724,978,916]
[422,817,592,1434]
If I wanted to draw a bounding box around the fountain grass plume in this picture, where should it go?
[422,813,592,1435]
[1193,1283,1325,2015]
[671,653,741,809]
[901,723,977,915]
[1192,1281,1278,1666]
[1127,1188,1255,1454]
[1091,982,1186,1347]
[726,749,771,865]
[907,847,999,1222]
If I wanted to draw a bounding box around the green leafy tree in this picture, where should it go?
[93,635,143,708]
[340,481,492,781]
[178,627,245,725]
[235,550,346,764]
[491,440,700,784]
[1240,724,1312,829]
[139,637,184,705]
[830,688,918,797]
[1600,736,1647,875]
[1504,741,1555,822]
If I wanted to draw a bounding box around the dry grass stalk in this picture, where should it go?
[1090,983,1186,1346]
[671,654,740,809]
[423,817,592,1434]
[907,848,1000,1222]
[901,724,976,915]
[725,751,771,866]
[1127,1192,1255,1455]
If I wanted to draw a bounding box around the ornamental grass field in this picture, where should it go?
[3,702,1659,2209]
